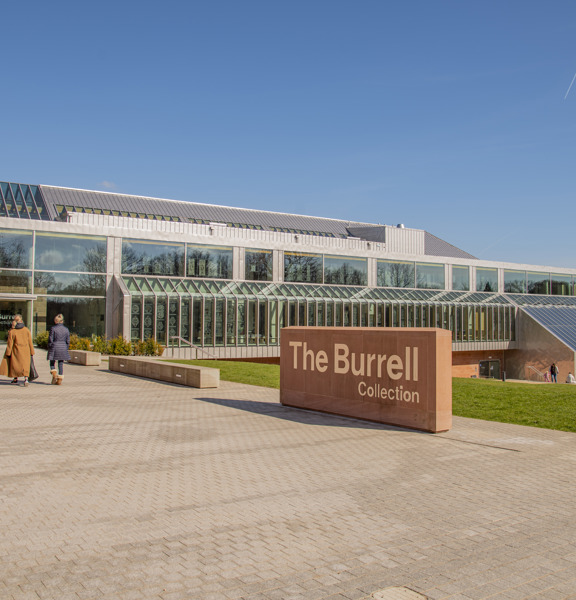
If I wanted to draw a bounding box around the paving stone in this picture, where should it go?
[3,363,576,599]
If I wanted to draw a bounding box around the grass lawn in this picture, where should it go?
[167,360,576,433]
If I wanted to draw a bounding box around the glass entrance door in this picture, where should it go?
[0,300,29,342]
[479,359,500,379]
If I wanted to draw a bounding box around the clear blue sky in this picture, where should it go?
[3,1,576,267]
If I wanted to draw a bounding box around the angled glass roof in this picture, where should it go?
[0,182,52,220]
[122,277,515,306]
[521,306,576,351]
[508,294,576,307]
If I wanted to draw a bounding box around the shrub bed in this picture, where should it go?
[34,333,164,357]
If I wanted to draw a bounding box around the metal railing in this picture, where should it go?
[526,365,546,382]
[168,336,219,360]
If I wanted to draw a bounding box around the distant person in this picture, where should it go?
[4,314,34,386]
[566,372,576,384]
[550,363,559,384]
[47,314,71,385]
[543,370,550,382]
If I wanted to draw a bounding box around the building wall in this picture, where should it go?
[451,349,506,379]
[505,312,576,381]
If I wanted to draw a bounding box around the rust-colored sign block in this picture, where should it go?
[280,327,452,433]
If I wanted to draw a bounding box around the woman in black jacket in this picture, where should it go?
[47,314,71,385]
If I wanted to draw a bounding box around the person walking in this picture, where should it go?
[550,362,559,383]
[4,314,34,386]
[47,314,71,385]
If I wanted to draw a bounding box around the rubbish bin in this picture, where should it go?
[502,371,506,382]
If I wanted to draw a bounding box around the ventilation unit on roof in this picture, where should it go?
[397,223,405,228]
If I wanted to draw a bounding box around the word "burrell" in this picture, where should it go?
[288,342,419,381]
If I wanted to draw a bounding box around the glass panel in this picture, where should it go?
[215,299,225,346]
[326,302,334,326]
[526,272,550,295]
[245,249,273,281]
[284,251,322,283]
[156,297,167,345]
[476,267,498,292]
[324,255,367,286]
[288,301,297,326]
[416,263,445,290]
[307,302,315,326]
[0,229,33,268]
[452,265,470,291]
[258,300,267,344]
[204,299,214,346]
[168,298,179,341]
[551,274,572,296]
[226,298,236,345]
[294,301,302,326]
[504,270,526,293]
[122,239,184,276]
[131,297,142,340]
[181,297,191,342]
[187,244,232,279]
[269,301,278,345]
[247,300,257,345]
[143,297,154,339]
[0,270,32,294]
[377,260,415,288]
[35,233,107,272]
[35,297,105,337]
[34,272,106,296]
[335,303,342,326]
[237,299,246,345]
[343,303,351,326]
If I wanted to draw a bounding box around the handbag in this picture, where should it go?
[28,356,39,382]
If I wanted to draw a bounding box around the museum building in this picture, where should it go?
[2,180,576,380]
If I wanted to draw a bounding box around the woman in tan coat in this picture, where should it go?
[4,314,35,386]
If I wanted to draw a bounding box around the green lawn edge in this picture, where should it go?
[165,360,576,433]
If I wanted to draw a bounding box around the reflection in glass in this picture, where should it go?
[284,251,322,283]
[187,244,232,279]
[36,233,106,272]
[377,260,415,288]
[527,272,549,295]
[0,228,33,268]
[476,268,498,292]
[504,270,526,293]
[122,239,184,276]
[34,272,106,296]
[324,256,367,286]
[416,263,444,290]
[551,274,572,296]
[245,249,273,281]
[452,265,469,291]
[0,270,31,294]
[35,297,105,337]
[131,297,142,340]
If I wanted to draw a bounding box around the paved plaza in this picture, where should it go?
[2,359,576,600]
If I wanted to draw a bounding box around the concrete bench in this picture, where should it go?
[69,350,102,366]
[108,356,219,388]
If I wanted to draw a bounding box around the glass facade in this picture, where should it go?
[0,228,33,269]
[187,244,232,279]
[527,272,550,295]
[324,256,367,286]
[452,265,469,291]
[416,262,445,290]
[504,270,526,293]
[35,233,107,272]
[125,277,516,347]
[377,260,415,288]
[245,249,273,281]
[284,251,323,283]
[476,267,498,292]
[122,239,184,276]
[3,223,576,353]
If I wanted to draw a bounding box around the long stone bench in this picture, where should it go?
[108,356,219,388]
[69,349,102,366]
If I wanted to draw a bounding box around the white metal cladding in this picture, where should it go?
[384,225,425,255]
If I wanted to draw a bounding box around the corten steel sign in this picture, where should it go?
[280,327,452,433]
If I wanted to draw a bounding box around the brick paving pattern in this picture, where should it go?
[2,359,576,599]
